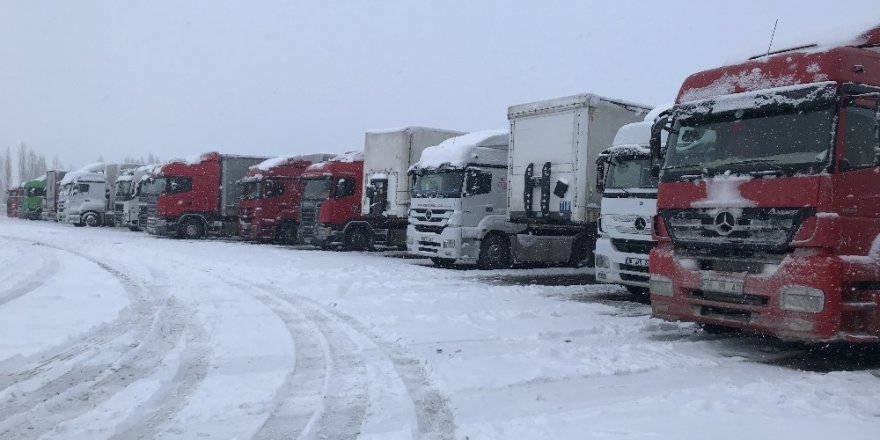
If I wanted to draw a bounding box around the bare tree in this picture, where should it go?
[3,147,11,190]
[17,143,27,184]
[51,155,63,171]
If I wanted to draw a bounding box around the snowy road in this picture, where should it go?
[1,217,879,439]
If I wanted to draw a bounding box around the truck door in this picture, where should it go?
[462,167,498,227]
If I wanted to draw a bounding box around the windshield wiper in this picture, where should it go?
[735,158,783,170]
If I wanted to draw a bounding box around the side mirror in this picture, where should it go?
[596,159,606,194]
[650,110,671,164]
[365,185,375,199]
[335,178,347,198]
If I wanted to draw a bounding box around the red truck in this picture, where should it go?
[237,154,334,243]
[145,152,269,239]
[297,152,365,247]
[649,26,880,342]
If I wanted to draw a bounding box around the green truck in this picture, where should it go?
[22,177,47,220]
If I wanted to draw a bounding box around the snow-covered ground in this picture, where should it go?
[1,217,879,440]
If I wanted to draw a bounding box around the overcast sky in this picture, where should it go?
[2,0,879,169]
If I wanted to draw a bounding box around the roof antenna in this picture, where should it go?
[766,19,779,57]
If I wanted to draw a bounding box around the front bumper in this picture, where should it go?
[406,225,479,263]
[594,238,651,288]
[650,245,880,342]
[146,217,177,236]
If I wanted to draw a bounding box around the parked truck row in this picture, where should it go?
[7,25,880,344]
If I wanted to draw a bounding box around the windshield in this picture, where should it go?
[138,178,162,196]
[302,178,331,200]
[116,181,133,198]
[664,105,835,177]
[412,170,464,198]
[606,158,656,189]
[241,181,262,200]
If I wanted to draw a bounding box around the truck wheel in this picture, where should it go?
[83,212,100,227]
[478,234,511,269]
[181,219,205,239]
[278,223,298,245]
[128,225,141,232]
[430,257,455,268]
[345,227,372,251]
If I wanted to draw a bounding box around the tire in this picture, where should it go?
[277,223,298,245]
[180,218,205,239]
[344,227,372,251]
[478,234,511,270]
[128,225,141,232]
[430,257,456,268]
[83,212,100,227]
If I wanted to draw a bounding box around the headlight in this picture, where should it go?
[650,275,674,297]
[779,285,825,313]
[595,253,610,268]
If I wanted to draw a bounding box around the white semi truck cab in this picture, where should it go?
[114,165,156,230]
[594,121,657,293]
[59,168,110,227]
[407,130,516,268]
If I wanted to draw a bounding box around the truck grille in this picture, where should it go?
[415,225,445,233]
[611,239,653,255]
[139,196,156,226]
[662,207,814,251]
[300,201,322,238]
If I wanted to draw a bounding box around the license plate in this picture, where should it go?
[625,257,649,267]
[701,278,744,295]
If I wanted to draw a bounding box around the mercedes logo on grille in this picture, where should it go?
[424,209,433,221]
[634,217,647,231]
[713,211,736,235]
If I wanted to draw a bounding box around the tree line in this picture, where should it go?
[0,144,160,202]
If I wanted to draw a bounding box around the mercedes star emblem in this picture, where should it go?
[634,217,647,231]
[713,211,736,235]
[424,209,433,220]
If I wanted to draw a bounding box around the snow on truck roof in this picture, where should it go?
[508,93,652,119]
[59,162,106,185]
[251,154,336,171]
[735,23,880,63]
[410,130,509,171]
[364,126,462,135]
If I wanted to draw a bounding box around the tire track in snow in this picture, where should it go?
[255,283,457,440]
[213,277,369,440]
[0,240,60,306]
[0,237,209,440]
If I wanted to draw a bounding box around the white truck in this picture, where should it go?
[114,164,158,230]
[505,93,651,266]
[59,163,137,226]
[593,120,658,293]
[340,126,463,250]
[407,130,512,268]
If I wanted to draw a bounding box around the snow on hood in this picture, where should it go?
[692,172,755,208]
[410,130,509,171]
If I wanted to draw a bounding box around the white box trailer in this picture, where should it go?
[507,93,651,264]
[347,126,464,249]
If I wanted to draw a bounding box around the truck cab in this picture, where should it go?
[298,152,364,247]
[22,177,47,220]
[594,120,659,293]
[114,165,155,230]
[237,153,334,243]
[407,130,515,268]
[649,26,880,342]
[60,170,108,227]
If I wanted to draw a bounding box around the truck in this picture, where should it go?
[297,152,364,247]
[648,26,880,342]
[339,127,465,250]
[58,163,133,227]
[407,130,514,268]
[145,152,269,239]
[237,153,335,243]
[504,93,651,267]
[593,107,669,293]
[41,170,67,221]
[114,165,157,231]
[137,166,164,231]
[22,177,47,220]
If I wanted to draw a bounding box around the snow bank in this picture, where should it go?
[410,130,508,171]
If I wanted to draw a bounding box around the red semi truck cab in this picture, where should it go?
[298,152,364,247]
[649,27,880,342]
[237,154,334,243]
[147,152,268,239]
